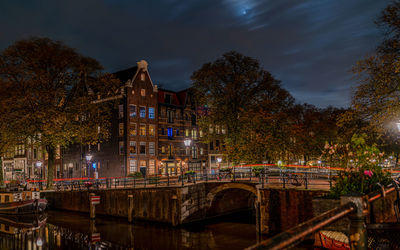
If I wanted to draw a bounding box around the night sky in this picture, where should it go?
[0,0,391,108]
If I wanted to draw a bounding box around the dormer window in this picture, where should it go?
[141,89,146,97]
[165,94,172,104]
[140,73,145,81]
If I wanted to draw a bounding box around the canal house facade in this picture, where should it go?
[60,60,208,178]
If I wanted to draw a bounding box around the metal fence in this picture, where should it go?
[22,168,336,192]
[246,179,400,250]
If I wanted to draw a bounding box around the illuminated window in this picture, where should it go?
[209,125,214,134]
[161,146,165,153]
[141,89,146,96]
[119,141,124,155]
[119,105,124,118]
[149,125,155,136]
[185,129,189,137]
[130,123,137,136]
[140,106,146,118]
[167,127,173,139]
[149,142,155,155]
[139,124,146,136]
[222,126,226,134]
[149,160,155,175]
[199,130,203,137]
[129,141,136,155]
[119,123,124,136]
[149,107,155,119]
[167,110,173,123]
[129,105,136,118]
[129,160,137,173]
[200,147,204,155]
[192,129,197,139]
[140,73,145,81]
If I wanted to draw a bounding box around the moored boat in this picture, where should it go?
[0,190,47,214]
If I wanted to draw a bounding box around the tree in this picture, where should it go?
[0,37,120,188]
[346,1,400,161]
[191,51,294,163]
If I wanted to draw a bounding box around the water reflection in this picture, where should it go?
[0,210,263,249]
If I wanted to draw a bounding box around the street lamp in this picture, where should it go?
[35,161,43,190]
[86,153,92,178]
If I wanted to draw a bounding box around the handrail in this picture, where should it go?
[246,202,356,250]
[247,181,398,250]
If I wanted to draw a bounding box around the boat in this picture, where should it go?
[315,230,350,250]
[0,190,47,214]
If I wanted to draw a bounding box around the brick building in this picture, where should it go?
[61,60,208,178]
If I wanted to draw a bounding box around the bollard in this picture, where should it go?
[128,195,134,223]
[305,173,308,189]
[89,193,96,220]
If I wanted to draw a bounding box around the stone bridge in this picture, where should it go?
[43,181,326,234]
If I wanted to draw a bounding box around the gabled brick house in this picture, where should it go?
[61,60,208,178]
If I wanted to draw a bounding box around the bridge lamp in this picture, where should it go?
[86,154,93,162]
[184,139,192,147]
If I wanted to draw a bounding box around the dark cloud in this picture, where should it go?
[0,0,390,107]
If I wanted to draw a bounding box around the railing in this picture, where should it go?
[246,179,400,250]
[25,168,336,191]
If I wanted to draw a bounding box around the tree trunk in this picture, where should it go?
[0,157,3,186]
[395,152,399,169]
[46,145,55,189]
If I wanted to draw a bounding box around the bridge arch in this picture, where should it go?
[206,183,258,208]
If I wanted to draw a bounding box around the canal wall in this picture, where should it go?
[42,183,328,233]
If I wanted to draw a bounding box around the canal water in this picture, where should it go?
[0,210,272,249]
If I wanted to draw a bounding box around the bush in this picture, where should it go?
[252,166,265,176]
[323,134,392,198]
[128,172,143,178]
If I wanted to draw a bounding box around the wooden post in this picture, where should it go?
[128,195,134,223]
[89,193,95,219]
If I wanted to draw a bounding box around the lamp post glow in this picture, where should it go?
[35,161,43,189]
[86,154,93,178]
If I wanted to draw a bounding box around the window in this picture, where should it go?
[140,106,146,118]
[129,105,136,118]
[141,89,146,96]
[168,145,173,157]
[129,141,136,155]
[216,125,220,134]
[167,127,173,139]
[210,141,214,150]
[186,147,190,155]
[129,160,137,173]
[161,146,165,153]
[130,123,137,136]
[191,114,196,126]
[149,142,155,155]
[139,124,146,136]
[161,128,165,135]
[140,160,147,169]
[216,140,220,147]
[149,125,155,136]
[149,107,155,119]
[140,142,146,154]
[165,94,172,104]
[199,130,203,138]
[119,123,124,136]
[140,73,145,81]
[149,160,155,175]
[209,125,214,134]
[192,129,197,140]
[192,146,197,159]
[200,147,204,155]
[222,126,226,134]
[167,110,173,123]
[119,141,124,155]
[119,105,124,118]
[185,129,189,137]
[176,129,179,136]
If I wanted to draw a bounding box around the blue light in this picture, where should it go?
[92,163,97,169]
[167,128,173,137]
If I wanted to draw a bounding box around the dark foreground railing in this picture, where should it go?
[246,180,400,250]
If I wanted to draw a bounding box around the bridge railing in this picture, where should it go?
[32,169,336,191]
[246,179,400,250]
